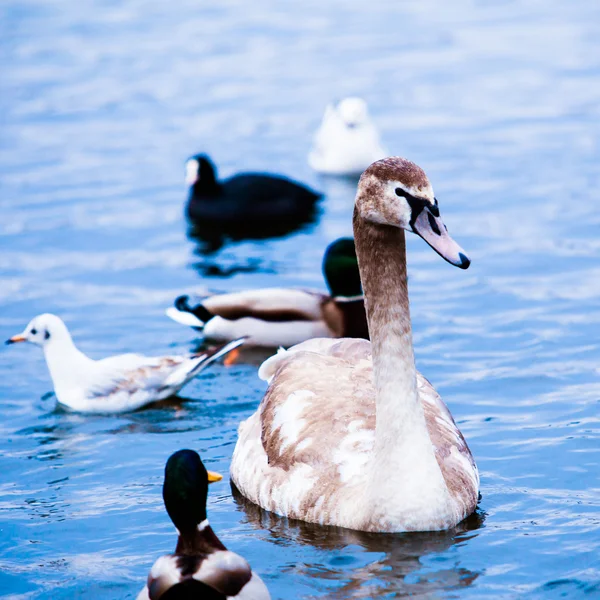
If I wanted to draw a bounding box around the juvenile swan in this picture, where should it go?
[230,157,479,533]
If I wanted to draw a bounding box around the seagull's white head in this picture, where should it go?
[6,313,71,348]
[337,97,370,128]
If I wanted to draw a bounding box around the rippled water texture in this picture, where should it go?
[1,0,600,597]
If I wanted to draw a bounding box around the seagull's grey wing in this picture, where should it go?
[87,339,246,400]
[86,354,187,399]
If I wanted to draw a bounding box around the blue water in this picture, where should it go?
[1,0,600,597]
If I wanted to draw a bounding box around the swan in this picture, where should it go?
[308,97,387,176]
[230,157,479,532]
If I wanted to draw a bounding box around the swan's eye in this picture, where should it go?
[31,328,37,335]
[395,188,409,198]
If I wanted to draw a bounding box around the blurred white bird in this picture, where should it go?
[308,97,387,176]
[6,313,244,414]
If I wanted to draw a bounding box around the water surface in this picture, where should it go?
[1,0,600,597]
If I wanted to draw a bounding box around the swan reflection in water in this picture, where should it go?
[232,486,484,598]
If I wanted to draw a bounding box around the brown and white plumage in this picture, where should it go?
[231,157,479,532]
[166,238,368,348]
[6,314,244,413]
[137,450,270,600]
[138,547,269,600]
[167,288,367,348]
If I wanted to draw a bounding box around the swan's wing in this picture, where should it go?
[418,373,480,511]
[203,288,326,322]
[232,338,376,529]
[258,337,370,382]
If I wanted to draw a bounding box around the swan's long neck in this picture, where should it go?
[353,214,420,433]
[353,210,449,528]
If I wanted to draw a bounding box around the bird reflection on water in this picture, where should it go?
[232,486,484,598]
[187,208,320,256]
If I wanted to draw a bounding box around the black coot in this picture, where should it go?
[185,154,322,225]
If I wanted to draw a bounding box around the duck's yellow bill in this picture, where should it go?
[6,334,26,345]
[207,471,223,483]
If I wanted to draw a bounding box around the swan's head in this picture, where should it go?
[337,97,370,128]
[185,154,216,186]
[5,313,71,348]
[355,157,470,269]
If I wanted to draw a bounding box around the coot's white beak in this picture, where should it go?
[185,159,199,186]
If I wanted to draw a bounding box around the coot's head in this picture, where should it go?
[185,154,217,187]
[322,238,362,298]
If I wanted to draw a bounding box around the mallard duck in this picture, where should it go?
[137,450,270,600]
[230,157,479,533]
[5,314,244,413]
[166,238,368,348]
[308,97,387,177]
[185,154,321,225]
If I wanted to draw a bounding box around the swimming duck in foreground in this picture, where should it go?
[166,238,368,348]
[308,97,387,177]
[185,154,322,226]
[138,450,270,600]
[6,314,243,413]
[230,157,479,533]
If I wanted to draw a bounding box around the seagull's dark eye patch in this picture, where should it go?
[395,188,409,198]
[31,328,37,335]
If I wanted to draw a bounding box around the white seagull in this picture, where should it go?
[6,313,244,414]
[308,97,387,177]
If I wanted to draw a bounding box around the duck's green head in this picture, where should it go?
[163,449,222,532]
[322,237,362,298]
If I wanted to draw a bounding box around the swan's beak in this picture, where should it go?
[412,206,471,269]
[5,334,26,345]
[207,471,223,484]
